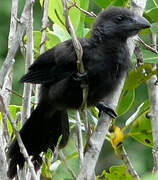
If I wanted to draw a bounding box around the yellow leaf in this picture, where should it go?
[110,125,124,149]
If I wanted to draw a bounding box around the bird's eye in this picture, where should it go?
[115,15,124,22]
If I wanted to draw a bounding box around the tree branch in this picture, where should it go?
[0,0,35,87]
[118,145,140,180]
[61,0,88,108]
[0,0,19,178]
[137,37,158,55]
[35,0,49,104]
[59,150,77,179]
[22,0,34,124]
[72,1,96,17]
[76,111,84,165]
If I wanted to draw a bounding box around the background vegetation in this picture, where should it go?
[0,0,158,179]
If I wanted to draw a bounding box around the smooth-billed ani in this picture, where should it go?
[7,6,150,178]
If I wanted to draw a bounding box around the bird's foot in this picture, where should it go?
[73,72,88,82]
[97,103,117,118]
[32,155,43,172]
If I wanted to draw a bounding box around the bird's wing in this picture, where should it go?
[20,40,78,84]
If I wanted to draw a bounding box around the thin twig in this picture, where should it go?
[35,0,49,104]
[0,0,35,87]
[72,0,97,17]
[76,111,84,165]
[4,87,36,105]
[59,151,77,179]
[61,0,85,167]
[0,124,9,180]
[137,37,158,55]
[40,0,49,54]
[8,0,19,49]
[62,0,84,73]
[0,94,38,180]
[118,145,140,180]
[1,0,18,139]
[62,0,89,108]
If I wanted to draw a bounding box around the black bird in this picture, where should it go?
[7,6,150,178]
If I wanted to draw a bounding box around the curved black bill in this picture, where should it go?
[134,16,151,29]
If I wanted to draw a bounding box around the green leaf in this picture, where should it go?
[33,31,61,55]
[7,105,22,136]
[143,49,158,63]
[145,0,158,11]
[145,7,158,22]
[9,105,22,120]
[45,31,61,49]
[94,0,129,8]
[100,165,133,180]
[52,24,71,42]
[47,0,81,31]
[51,138,79,180]
[117,89,135,116]
[124,64,158,90]
[77,0,89,37]
[94,0,111,8]
[42,149,54,179]
[150,22,158,33]
[110,0,129,7]
[33,31,42,54]
[129,109,153,147]
[125,100,149,127]
[142,173,158,180]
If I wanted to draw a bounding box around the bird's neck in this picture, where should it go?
[90,34,127,48]
[88,35,131,68]
[90,25,128,46]
[89,35,128,54]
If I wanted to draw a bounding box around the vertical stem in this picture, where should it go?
[61,0,86,169]
[40,0,49,54]
[59,151,76,179]
[0,0,32,87]
[76,111,84,166]
[8,0,19,49]
[35,0,49,104]
[0,0,19,179]
[118,145,140,180]
[2,0,19,141]
[22,1,34,124]
[147,32,158,172]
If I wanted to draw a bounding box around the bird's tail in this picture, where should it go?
[7,103,69,179]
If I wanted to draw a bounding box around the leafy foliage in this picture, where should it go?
[2,0,158,179]
[98,165,133,180]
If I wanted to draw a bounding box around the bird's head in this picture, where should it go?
[92,7,150,41]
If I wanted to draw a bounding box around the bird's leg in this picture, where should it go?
[73,72,88,82]
[96,103,117,118]
[73,72,89,89]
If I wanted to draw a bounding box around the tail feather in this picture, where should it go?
[7,104,69,179]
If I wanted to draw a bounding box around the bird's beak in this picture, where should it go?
[134,15,151,29]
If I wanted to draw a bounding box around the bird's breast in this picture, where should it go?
[87,63,125,106]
